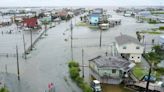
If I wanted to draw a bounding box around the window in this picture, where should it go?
[112,69,116,73]
[136,46,140,49]
[123,46,126,49]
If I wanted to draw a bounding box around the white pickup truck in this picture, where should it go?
[91,80,102,92]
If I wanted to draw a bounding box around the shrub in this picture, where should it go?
[83,83,92,92]
[75,76,84,85]
[159,26,164,30]
[0,87,9,92]
[68,61,79,68]
[68,61,92,92]
[69,67,80,79]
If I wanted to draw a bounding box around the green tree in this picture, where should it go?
[148,52,160,66]
[152,45,161,54]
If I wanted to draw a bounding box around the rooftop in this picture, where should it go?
[89,56,132,71]
[115,34,142,46]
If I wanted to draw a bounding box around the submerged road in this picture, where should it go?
[0,10,163,92]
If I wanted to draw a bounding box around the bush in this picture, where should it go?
[68,61,92,92]
[159,26,164,30]
[0,87,9,92]
[75,76,84,85]
[68,61,79,68]
[83,83,92,92]
[69,67,80,79]
[148,20,157,24]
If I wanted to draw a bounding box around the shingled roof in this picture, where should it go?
[89,56,132,71]
[115,35,142,46]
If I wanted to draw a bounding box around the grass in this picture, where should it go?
[88,26,99,30]
[151,12,164,14]
[76,22,99,30]
[132,64,146,80]
[132,63,161,80]
[76,22,88,26]
[133,64,146,80]
[140,30,162,34]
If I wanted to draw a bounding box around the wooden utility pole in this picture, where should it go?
[99,29,102,47]
[82,49,84,78]
[146,66,152,92]
[23,34,26,59]
[16,45,20,80]
[70,20,73,61]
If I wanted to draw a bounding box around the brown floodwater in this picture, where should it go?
[102,84,134,92]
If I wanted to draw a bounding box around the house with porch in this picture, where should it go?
[115,35,144,63]
[89,55,135,84]
[22,17,38,28]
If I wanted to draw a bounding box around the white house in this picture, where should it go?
[89,55,135,84]
[115,35,144,63]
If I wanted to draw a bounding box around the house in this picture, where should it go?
[115,35,144,63]
[89,55,135,84]
[40,16,52,24]
[92,8,103,14]
[57,11,68,20]
[22,17,38,28]
[89,13,101,25]
[0,17,12,26]
[124,11,134,17]
[88,8,104,25]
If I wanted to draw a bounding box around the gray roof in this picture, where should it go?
[115,35,142,46]
[89,56,131,71]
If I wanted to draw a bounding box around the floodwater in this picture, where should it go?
[0,10,163,92]
[102,84,133,92]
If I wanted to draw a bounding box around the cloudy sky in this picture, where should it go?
[0,0,164,7]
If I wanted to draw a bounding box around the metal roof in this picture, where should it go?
[115,35,142,46]
[89,56,131,71]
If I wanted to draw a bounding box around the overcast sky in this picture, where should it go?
[0,0,164,7]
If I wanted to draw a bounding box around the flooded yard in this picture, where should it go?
[102,84,133,92]
[0,8,163,92]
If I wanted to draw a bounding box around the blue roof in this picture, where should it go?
[90,13,101,17]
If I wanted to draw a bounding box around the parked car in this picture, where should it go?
[91,80,102,92]
[144,75,156,82]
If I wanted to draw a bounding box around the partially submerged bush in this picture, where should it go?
[68,61,92,92]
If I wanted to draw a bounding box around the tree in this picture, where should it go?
[152,45,161,54]
[148,52,160,66]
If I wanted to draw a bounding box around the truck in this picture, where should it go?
[91,80,102,92]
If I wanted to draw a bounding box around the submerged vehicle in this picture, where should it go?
[91,80,102,92]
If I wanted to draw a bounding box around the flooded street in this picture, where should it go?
[0,10,163,92]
